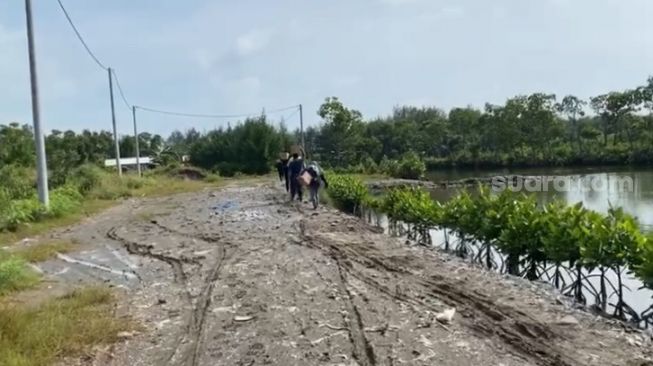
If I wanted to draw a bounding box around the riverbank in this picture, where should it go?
[11,179,652,365]
[365,175,541,192]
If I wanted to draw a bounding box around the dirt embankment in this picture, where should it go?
[366,175,541,191]
[30,181,653,365]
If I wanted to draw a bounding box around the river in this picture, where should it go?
[427,166,653,230]
[375,167,653,319]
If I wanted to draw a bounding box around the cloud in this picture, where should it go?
[235,29,273,56]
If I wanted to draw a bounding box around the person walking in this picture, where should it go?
[280,153,291,192]
[302,161,328,209]
[275,159,284,182]
[287,153,305,201]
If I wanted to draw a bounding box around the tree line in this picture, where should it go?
[4,75,653,180]
[302,77,653,170]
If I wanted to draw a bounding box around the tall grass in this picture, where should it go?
[0,164,222,243]
[0,287,131,366]
[0,252,39,296]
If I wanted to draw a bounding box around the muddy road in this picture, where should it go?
[36,181,653,365]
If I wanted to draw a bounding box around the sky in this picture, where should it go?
[1,0,653,138]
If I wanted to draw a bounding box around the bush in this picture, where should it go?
[326,174,369,214]
[394,152,426,180]
[0,254,39,296]
[0,197,46,231]
[47,185,83,218]
[68,164,104,195]
[0,165,35,200]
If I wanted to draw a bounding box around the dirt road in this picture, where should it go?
[35,180,653,365]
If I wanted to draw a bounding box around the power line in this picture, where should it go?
[111,69,131,109]
[54,1,302,122]
[55,0,107,70]
[281,108,300,122]
[135,104,298,119]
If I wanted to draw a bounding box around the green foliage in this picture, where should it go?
[68,164,104,195]
[0,165,34,200]
[190,116,288,176]
[48,186,83,218]
[0,287,131,366]
[326,173,653,295]
[394,152,426,179]
[326,174,369,214]
[0,253,39,296]
[0,197,46,232]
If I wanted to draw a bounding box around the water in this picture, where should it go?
[427,166,653,229]
[378,167,653,321]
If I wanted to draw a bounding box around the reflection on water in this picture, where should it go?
[417,167,653,317]
[428,167,653,229]
[364,208,653,319]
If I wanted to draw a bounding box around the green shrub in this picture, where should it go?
[47,185,83,218]
[379,156,399,177]
[0,197,46,231]
[0,254,39,296]
[0,165,35,200]
[68,164,104,195]
[124,176,148,190]
[395,152,426,180]
[326,174,369,214]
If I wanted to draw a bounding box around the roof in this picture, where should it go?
[104,157,154,167]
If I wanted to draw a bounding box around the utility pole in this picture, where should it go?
[299,104,305,156]
[132,106,141,176]
[108,68,122,176]
[24,0,49,207]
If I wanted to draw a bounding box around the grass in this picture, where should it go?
[0,287,131,366]
[0,199,114,246]
[0,173,223,246]
[0,253,40,297]
[14,240,77,263]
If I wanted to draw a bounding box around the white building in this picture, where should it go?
[104,157,155,170]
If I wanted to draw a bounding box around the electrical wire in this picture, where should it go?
[281,108,300,122]
[55,1,302,121]
[113,73,131,110]
[111,69,131,109]
[135,104,298,119]
[55,0,108,71]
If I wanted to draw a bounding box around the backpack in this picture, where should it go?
[307,163,320,177]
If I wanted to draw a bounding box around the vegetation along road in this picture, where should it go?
[7,178,648,366]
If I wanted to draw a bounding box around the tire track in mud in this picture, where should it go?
[107,227,195,287]
[183,242,226,366]
[295,220,377,365]
[299,220,578,366]
[150,219,222,244]
[145,221,229,366]
[334,257,378,366]
[108,222,228,366]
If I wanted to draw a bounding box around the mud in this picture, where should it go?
[28,181,653,365]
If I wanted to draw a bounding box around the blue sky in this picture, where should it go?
[1,0,653,138]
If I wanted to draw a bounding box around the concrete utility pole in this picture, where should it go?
[132,106,141,176]
[299,104,305,155]
[24,0,49,207]
[108,68,122,176]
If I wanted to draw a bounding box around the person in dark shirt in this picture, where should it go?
[280,156,290,192]
[303,162,328,209]
[275,160,284,182]
[287,153,305,201]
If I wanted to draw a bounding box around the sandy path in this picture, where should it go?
[38,181,652,365]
